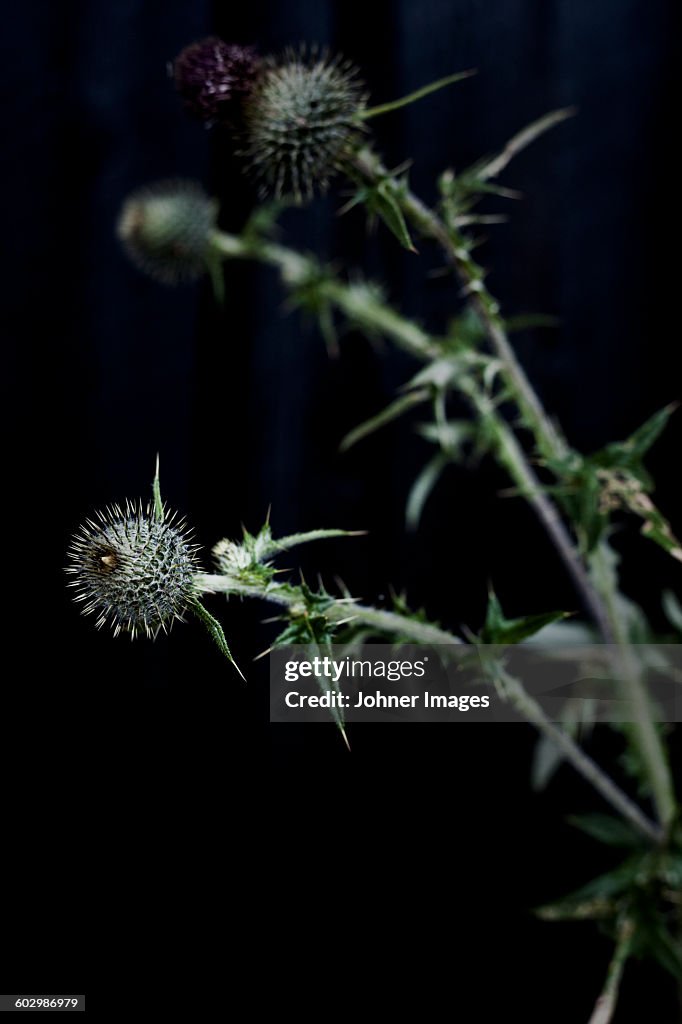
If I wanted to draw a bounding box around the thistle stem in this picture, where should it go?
[209,227,610,636]
[208,223,675,833]
[350,147,569,462]
[195,574,460,646]
[195,573,662,843]
[347,148,676,832]
[461,382,615,643]
[591,545,677,829]
[586,918,635,1024]
[209,230,440,361]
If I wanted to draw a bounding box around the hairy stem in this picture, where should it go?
[461,382,615,643]
[208,223,675,832]
[210,229,440,361]
[495,671,662,844]
[209,227,612,638]
[195,573,662,843]
[586,918,634,1024]
[196,573,460,645]
[350,147,569,461]
[347,148,676,831]
[591,545,677,828]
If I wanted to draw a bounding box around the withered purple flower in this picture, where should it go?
[173,38,261,126]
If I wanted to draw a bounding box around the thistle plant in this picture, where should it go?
[71,35,682,1021]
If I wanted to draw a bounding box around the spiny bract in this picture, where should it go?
[66,503,200,639]
[117,179,216,285]
[242,48,367,201]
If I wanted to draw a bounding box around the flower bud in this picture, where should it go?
[67,504,200,638]
[242,49,367,201]
[117,180,216,285]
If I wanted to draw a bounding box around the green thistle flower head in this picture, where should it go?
[66,503,201,639]
[117,180,217,285]
[242,47,367,201]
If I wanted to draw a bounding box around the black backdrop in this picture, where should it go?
[1,1,680,1018]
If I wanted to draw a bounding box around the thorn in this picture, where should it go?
[339,724,351,752]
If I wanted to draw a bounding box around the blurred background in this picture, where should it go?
[1,1,680,1018]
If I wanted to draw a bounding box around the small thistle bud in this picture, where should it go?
[117,180,216,285]
[242,48,367,201]
[67,503,201,639]
[173,38,261,126]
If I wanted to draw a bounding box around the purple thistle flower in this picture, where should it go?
[173,38,261,126]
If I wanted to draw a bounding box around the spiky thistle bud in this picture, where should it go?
[242,48,367,201]
[67,503,201,639]
[173,38,261,126]
[117,180,216,285]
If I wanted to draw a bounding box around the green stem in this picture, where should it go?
[208,223,675,833]
[462,382,615,644]
[210,230,440,361]
[347,147,677,832]
[586,918,634,1024]
[196,573,460,646]
[195,573,661,843]
[210,229,613,637]
[591,545,677,829]
[350,147,569,462]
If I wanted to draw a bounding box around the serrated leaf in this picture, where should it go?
[455,178,523,201]
[190,599,245,681]
[543,855,648,913]
[632,492,682,564]
[406,453,449,530]
[360,69,476,121]
[475,107,576,181]
[624,402,677,459]
[303,638,350,748]
[264,529,365,558]
[568,814,643,848]
[340,389,430,452]
[588,405,676,481]
[373,183,417,252]
[633,915,682,980]
[481,590,570,645]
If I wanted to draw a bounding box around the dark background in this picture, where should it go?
[1,0,680,1018]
